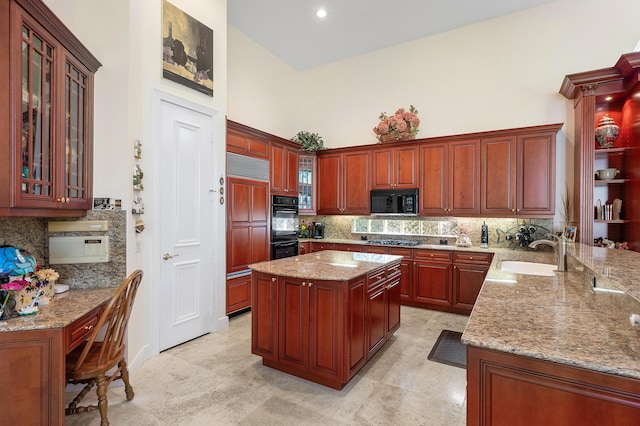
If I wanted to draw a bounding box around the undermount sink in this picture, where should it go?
[500,261,557,276]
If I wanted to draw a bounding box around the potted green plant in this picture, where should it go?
[291,131,326,152]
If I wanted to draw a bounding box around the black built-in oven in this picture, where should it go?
[271,195,299,259]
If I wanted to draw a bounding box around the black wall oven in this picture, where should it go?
[271,195,299,259]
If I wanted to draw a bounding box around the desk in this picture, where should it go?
[0,288,115,425]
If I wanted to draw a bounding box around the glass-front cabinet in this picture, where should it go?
[298,154,316,215]
[0,0,100,216]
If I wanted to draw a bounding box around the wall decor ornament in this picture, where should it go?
[373,105,420,142]
[595,114,619,148]
[162,0,214,96]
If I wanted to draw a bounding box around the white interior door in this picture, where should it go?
[158,97,215,351]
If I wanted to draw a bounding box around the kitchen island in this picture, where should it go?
[249,250,402,389]
[462,244,640,425]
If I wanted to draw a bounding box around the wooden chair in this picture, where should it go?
[65,269,143,426]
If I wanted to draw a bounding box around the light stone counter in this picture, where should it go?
[462,243,640,380]
[0,287,115,332]
[249,250,402,280]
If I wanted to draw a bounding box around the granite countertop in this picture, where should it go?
[0,287,115,332]
[249,250,403,280]
[462,243,640,380]
[300,237,496,253]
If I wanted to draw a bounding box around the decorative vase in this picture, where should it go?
[595,114,619,148]
[379,131,415,143]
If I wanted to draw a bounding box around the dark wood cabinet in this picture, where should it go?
[452,252,492,312]
[317,150,370,214]
[561,53,640,249]
[226,273,252,315]
[298,154,317,215]
[467,345,640,426]
[251,272,278,362]
[419,140,480,216]
[226,121,270,159]
[226,176,269,274]
[271,142,299,195]
[298,241,310,255]
[413,250,453,307]
[311,241,335,252]
[0,0,101,217]
[371,146,417,189]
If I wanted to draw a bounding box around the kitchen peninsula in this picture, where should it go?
[249,250,402,389]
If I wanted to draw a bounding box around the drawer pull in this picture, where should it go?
[309,282,313,287]
[302,282,306,287]
[271,277,276,282]
[84,325,94,331]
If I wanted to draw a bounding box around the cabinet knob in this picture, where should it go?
[84,324,94,331]
[302,281,306,287]
[308,282,313,287]
[512,209,516,213]
[271,277,276,282]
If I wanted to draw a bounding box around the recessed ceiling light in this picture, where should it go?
[316,8,327,18]
[605,96,613,101]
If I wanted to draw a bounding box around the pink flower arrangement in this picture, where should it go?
[373,105,420,142]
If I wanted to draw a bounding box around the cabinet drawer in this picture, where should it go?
[65,306,102,354]
[414,250,452,262]
[387,262,401,279]
[387,247,413,258]
[453,252,492,265]
[367,268,387,291]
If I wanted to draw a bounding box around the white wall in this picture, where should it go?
[44,0,228,369]
[227,0,640,230]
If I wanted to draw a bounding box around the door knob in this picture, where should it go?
[162,253,179,260]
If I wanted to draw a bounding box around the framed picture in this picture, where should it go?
[162,0,213,96]
[563,225,577,242]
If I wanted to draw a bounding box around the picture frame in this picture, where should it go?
[162,0,214,96]
[563,225,577,242]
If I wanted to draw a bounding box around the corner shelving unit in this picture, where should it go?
[560,52,640,251]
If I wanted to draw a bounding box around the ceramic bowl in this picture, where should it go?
[596,168,619,180]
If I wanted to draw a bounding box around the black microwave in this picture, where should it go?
[370,189,418,216]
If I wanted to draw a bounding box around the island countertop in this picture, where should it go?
[0,287,115,333]
[462,243,640,380]
[249,250,403,280]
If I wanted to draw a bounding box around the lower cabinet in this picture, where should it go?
[251,261,400,389]
[410,249,492,315]
[311,241,335,252]
[226,273,252,315]
[467,345,640,426]
[298,241,310,255]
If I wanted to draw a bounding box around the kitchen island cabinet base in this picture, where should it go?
[467,345,640,426]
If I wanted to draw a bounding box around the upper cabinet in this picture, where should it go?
[371,146,417,189]
[298,153,316,215]
[560,52,640,250]
[270,141,299,195]
[0,0,101,216]
[481,125,561,217]
[227,121,270,159]
[419,139,480,216]
[317,149,370,215]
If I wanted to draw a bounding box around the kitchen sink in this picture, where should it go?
[500,261,557,276]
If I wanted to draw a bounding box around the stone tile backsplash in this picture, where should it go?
[301,215,554,249]
[0,210,126,288]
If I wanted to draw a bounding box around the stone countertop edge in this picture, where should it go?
[249,250,403,281]
[0,287,116,333]
[461,242,640,381]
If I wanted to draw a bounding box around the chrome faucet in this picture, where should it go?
[528,235,567,272]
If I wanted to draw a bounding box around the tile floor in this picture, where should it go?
[65,306,468,425]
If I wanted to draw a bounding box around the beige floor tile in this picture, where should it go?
[65,306,468,425]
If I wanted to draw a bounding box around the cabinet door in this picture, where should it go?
[395,146,418,188]
[271,143,299,195]
[517,132,555,216]
[317,153,342,214]
[298,154,316,214]
[279,276,308,370]
[226,128,269,159]
[347,278,366,374]
[449,139,481,215]
[419,143,448,215]
[226,177,269,273]
[413,260,452,306]
[452,264,487,312]
[251,273,278,361]
[343,151,370,214]
[386,277,401,335]
[481,136,517,215]
[226,274,252,314]
[366,285,386,358]
[371,148,394,189]
[308,279,341,380]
